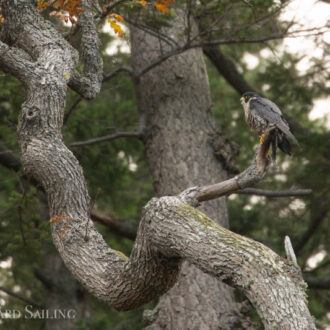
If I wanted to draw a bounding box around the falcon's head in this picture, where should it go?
[240,92,259,105]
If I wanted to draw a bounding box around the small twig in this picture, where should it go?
[70,131,142,147]
[236,188,312,197]
[63,96,83,124]
[294,205,328,255]
[134,24,329,79]
[136,46,187,78]
[126,18,179,48]
[186,0,193,45]
[17,206,27,247]
[103,66,134,82]
[97,0,130,20]
[0,286,44,308]
[303,274,330,290]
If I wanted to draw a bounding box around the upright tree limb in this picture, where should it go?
[68,0,103,99]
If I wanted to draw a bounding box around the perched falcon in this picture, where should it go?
[240,92,299,161]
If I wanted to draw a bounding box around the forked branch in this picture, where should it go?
[183,125,275,203]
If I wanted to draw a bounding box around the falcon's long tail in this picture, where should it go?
[278,134,291,156]
[277,122,299,146]
[270,131,291,163]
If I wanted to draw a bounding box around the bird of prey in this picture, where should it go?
[240,92,299,161]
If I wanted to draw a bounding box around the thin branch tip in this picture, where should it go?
[284,235,298,266]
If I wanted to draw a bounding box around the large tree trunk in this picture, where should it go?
[130,12,250,329]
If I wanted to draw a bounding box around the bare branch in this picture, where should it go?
[303,274,330,290]
[0,286,44,308]
[97,0,130,20]
[133,23,329,81]
[91,209,137,240]
[294,204,328,255]
[126,18,179,48]
[103,66,134,82]
[236,188,312,197]
[70,131,142,147]
[203,45,254,94]
[64,66,133,124]
[136,46,187,78]
[189,126,275,203]
[63,96,83,124]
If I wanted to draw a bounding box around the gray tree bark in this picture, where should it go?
[0,1,316,329]
[130,12,249,330]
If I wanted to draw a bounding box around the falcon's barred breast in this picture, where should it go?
[240,92,299,160]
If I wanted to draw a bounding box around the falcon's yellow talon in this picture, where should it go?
[259,134,265,144]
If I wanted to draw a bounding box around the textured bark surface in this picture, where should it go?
[130,12,249,329]
[144,196,315,330]
[0,2,316,329]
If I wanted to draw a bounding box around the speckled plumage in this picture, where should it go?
[240,92,299,160]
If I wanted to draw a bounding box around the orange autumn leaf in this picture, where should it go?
[137,0,147,7]
[53,0,64,9]
[38,0,49,10]
[49,0,84,24]
[109,13,124,22]
[0,7,3,26]
[108,19,124,37]
[60,226,70,239]
[50,215,73,223]
[155,2,169,13]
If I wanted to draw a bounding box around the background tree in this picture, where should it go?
[0,0,329,329]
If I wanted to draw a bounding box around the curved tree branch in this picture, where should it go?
[0,1,316,328]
